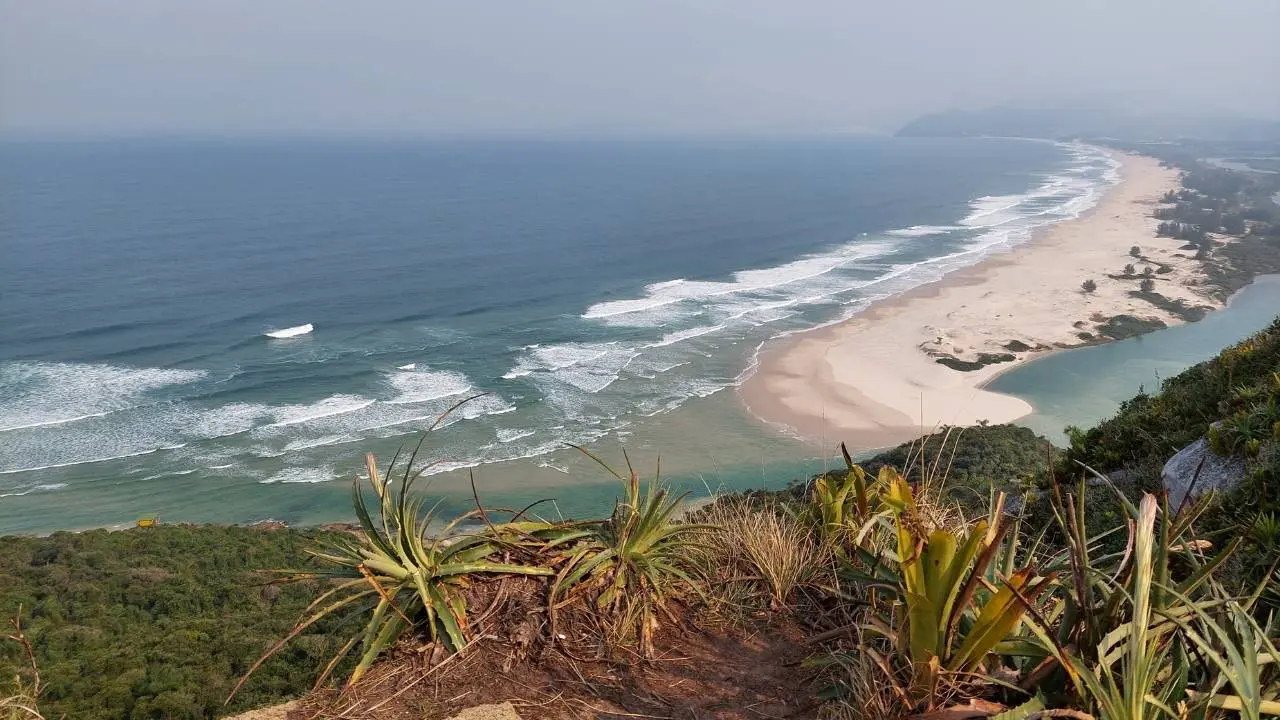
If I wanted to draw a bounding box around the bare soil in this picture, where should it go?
[283,615,817,719]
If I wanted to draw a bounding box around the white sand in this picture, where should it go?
[740,152,1222,453]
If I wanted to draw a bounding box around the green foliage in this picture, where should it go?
[861,424,1058,514]
[1064,317,1280,484]
[1081,279,1098,293]
[551,448,709,656]
[1028,483,1280,719]
[235,451,564,695]
[845,472,1054,707]
[0,524,347,720]
[807,443,892,547]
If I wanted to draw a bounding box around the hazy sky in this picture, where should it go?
[2,0,1277,136]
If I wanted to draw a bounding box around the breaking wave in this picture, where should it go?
[264,323,313,339]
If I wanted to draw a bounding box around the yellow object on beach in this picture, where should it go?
[136,517,158,528]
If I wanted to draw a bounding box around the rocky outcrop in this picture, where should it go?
[1161,436,1247,509]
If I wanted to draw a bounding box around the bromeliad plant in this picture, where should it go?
[232,444,564,696]
[550,448,711,657]
[845,470,1055,708]
[809,443,893,548]
[1025,477,1280,720]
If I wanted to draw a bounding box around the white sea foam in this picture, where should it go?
[260,466,336,484]
[264,323,313,339]
[582,241,894,323]
[646,325,726,348]
[0,483,68,498]
[885,225,962,237]
[397,363,416,370]
[265,395,375,428]
[496,428,536,443]
[385,368,472,404]
[0,362,206,433]
[0,444,186,475]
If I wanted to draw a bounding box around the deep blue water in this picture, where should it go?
[0,136,1116,531]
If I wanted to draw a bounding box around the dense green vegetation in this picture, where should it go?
[0,525,347,719]
[859,423,1056,498]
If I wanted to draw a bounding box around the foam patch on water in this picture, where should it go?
[260,466,337,484]
[385,368,473,404]
[0,483,68,498]
[885,225,962,237]
[0,362,206,432]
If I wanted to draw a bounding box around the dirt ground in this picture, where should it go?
[282,617,818,720]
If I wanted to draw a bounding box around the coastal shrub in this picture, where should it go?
[1081,278,1097,293]
[1066,317,1280,479]
[1124,263,1136,275]
[1140,277,1156,292]
[1130,245,1142,257]
[859,424,1056,514]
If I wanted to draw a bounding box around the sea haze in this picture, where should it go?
[0,136,1117,531]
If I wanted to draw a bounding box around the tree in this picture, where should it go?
[1143,266,1154,276]
[1081,279,1098,293]
[1140,278,1156,292]
[1124,263,1136,275]
[1129,246,1142,258]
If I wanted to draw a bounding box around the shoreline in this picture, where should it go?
[739,150,1221,453]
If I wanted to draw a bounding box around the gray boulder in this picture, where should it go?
[1162,436,1246,509]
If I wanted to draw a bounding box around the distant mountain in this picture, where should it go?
[895,107,1280,142]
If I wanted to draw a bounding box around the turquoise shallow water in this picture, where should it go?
[987,275,1280,444]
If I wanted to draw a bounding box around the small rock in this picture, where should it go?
[1162,435,1246,509]
[446,702,523,720]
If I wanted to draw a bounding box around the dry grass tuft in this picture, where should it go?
[692,499,827,615]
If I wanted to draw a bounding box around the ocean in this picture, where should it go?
[1,136,1119,533]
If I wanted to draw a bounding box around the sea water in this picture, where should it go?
[1,136,1120,533]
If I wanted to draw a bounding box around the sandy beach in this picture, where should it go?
[740,151,1222,452]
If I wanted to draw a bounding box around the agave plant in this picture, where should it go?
[232,444,564,696]
[844,470,1055,707]
[550,448,711,657]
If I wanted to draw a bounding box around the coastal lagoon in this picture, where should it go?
[988,274,1280,444]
